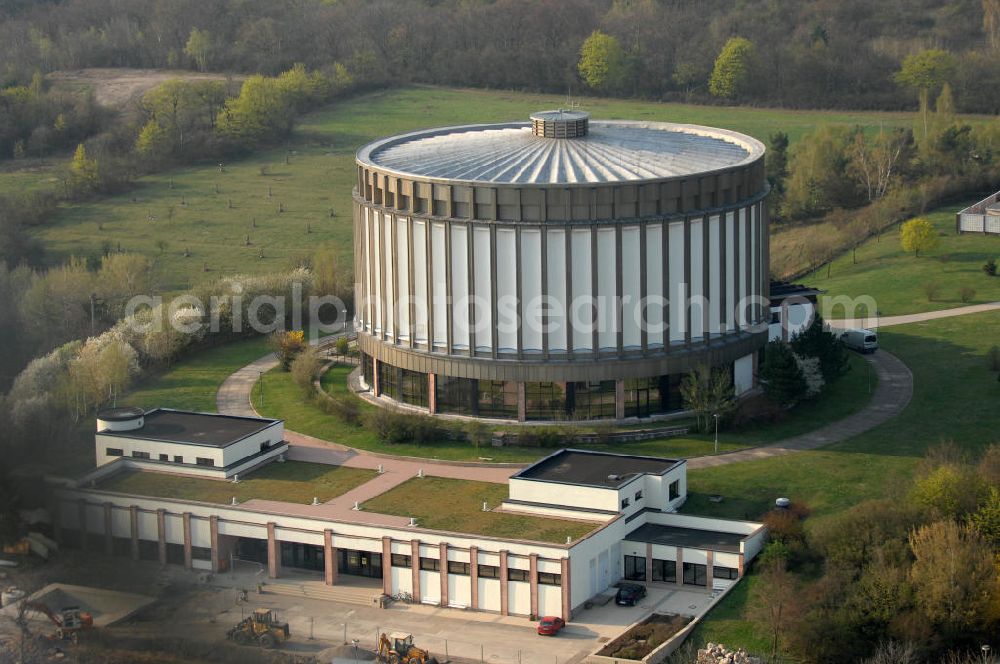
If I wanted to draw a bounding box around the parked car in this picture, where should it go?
[615,583,647,606]
[840,328,878,353]
[536,616,565,636]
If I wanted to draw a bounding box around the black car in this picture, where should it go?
[615,582,647,606]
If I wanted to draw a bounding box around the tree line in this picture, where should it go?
[2,0,1000,114]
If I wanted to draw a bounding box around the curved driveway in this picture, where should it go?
[217,344,913,478]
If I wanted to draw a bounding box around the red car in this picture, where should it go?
[536,616,566,636]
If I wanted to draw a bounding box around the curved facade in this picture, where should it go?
[353,112,770,421]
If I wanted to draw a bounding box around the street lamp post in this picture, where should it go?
[259,370,264,408]
[982,645,991,664]
[713,413,720,454]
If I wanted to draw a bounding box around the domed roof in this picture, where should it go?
[358,117,764,186]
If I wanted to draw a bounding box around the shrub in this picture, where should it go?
[983,257,997,276]
[731,393,787,428]
[334,336,350,356]
[362,408,443,445]
[958,286,976,303]
[922,281,941,302]
[290,347,321,395]
[987,345,1000,371]
[321,393,361,426]
[269,330,307,370]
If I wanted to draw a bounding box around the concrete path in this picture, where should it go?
[687,349,912,469]
[827,301,1000,330]
[219,341,913,480]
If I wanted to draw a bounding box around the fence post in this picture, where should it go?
[481,644,484,663]
[445,640,449,662]
[343,622,347,644]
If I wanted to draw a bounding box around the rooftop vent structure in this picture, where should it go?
[530,110,589,139]
[96,406,145,432]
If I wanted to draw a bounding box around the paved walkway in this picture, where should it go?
[218,339,913,480]
[827,301,1000,330]
[687,349,912,469]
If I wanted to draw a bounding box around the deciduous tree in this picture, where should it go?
[900,218,938,257]
[679,363,736,431]
[577,31,626,93]
[709,37,756,100]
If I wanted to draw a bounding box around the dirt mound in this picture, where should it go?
[47,68,238,108]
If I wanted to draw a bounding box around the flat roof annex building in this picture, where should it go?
[56,418,766,623]
[353,111,771,421]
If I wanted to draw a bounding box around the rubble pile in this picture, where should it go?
[697,643,762,664]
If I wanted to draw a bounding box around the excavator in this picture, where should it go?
[21,601,94,643]
[226,608,290,648]
[376,632,439,664]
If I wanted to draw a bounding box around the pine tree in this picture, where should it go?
[790,314,849,380]
[70,143,98,192]
[759,341,807,406]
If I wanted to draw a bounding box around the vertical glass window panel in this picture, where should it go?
[372,211,382,334]
[725,212,735,332]
[596,228,617,351]
[570,228,593,352]
[431,223,448,347]
[546,229,567,352]
[645,224,664,348]
[738,208,747,326]
[689,219,704,340]
[477,380,518,419]
[412,220,428,343]
[751,205,759,324]
[495,229,518,352]
[383,213,394,339]
[668,222,685,343]
[709,215,721,335]
[363,207,371,332]
[396,218,410,341]
[450,224,469,350]
[524,382,566,420]
[520,229,543,352]
[622,226,641,349]
[473,227,492,352]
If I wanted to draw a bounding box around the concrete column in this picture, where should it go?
[615,379,626,420]
[499,550,509,616]
[428,374,437,414]
[209,515,221,573]
[156,509,167,565]
[103,502,114,556]
[372,357,381,396]
[469,546,479,610]
[383,537,393,596]
[130,506,140,561]
[439,542,449,607]
[410,540,421,601]
[780,301,790,342]
[706,551,714,591]
[529,553,539,618]
[266,522,279,579]
[560,557,572,622]
[324,529,337,586]
[645,543,654,583]
[78,499,88,552]
[182,513,193,570]
[676,547,684,587]
[738,552,745,578]
[516,382,526,422]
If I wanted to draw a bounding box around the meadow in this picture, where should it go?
[20,85,993,293]
[804,202,1000,317]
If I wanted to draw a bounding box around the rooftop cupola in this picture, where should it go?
[530,110,589,139]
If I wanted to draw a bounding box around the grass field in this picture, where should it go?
[805,202,1000,317]
[23,86,992,294]
[361,476,597,543]
[98,461,376,504]
[125,335,271,412]
[247,351,872,464]
[689,309,1000,649]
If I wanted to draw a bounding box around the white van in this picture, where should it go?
[840,328,878,353]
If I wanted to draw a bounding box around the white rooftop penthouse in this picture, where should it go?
[94,406,288,479]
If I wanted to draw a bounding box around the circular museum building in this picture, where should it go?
[352,111,770,422]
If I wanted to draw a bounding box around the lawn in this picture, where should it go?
[27,86,991,294]
[688,309,1000,650]
[98,461,376,504]
[361,476,597,544]
[125,335,271,412]
[248,351,873,464]
[805,202,1000,317]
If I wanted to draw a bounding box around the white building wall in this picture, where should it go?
[537,584,562,618]
[508,478,618,513]
[448,575,471,608]
[391,567,413,594]
[734,353,754,395]
[419,571,440,604]
[478,578,501,612]
[508,581,531,616]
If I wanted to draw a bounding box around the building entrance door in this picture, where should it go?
[337,549,383,578]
